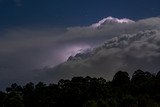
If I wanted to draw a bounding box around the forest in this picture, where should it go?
[0,69,160,107]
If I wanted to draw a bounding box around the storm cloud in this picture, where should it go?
[41,30,160,83]
[0,16,160,88]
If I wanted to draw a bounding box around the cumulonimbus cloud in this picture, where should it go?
[41,30,160,83]
[0,16,160,88]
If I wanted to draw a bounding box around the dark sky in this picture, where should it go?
[0,0,160,28]
[0,0,160,89]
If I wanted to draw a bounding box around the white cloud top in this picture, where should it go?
[91,16,135,28]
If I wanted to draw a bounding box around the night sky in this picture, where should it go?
[0,0,160,28]
[0,0,160,89]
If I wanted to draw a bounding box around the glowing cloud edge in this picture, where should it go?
[91,16,135,28]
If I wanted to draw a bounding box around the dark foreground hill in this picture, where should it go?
[0,69,160,107]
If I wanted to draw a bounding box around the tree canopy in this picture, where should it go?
[0,70,160,107]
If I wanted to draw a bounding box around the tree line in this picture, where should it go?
[0,69,160,107]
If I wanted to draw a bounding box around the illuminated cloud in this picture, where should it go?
[91,16,135,28]
[42,30,160,82]
[0,16,160,88]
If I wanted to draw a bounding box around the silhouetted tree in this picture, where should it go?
[0,69,160,107]
[0,91,6,107]
[112,71,130,86]
[131,70,155,95]
[4,92,24,107]
[6,83,22,93]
